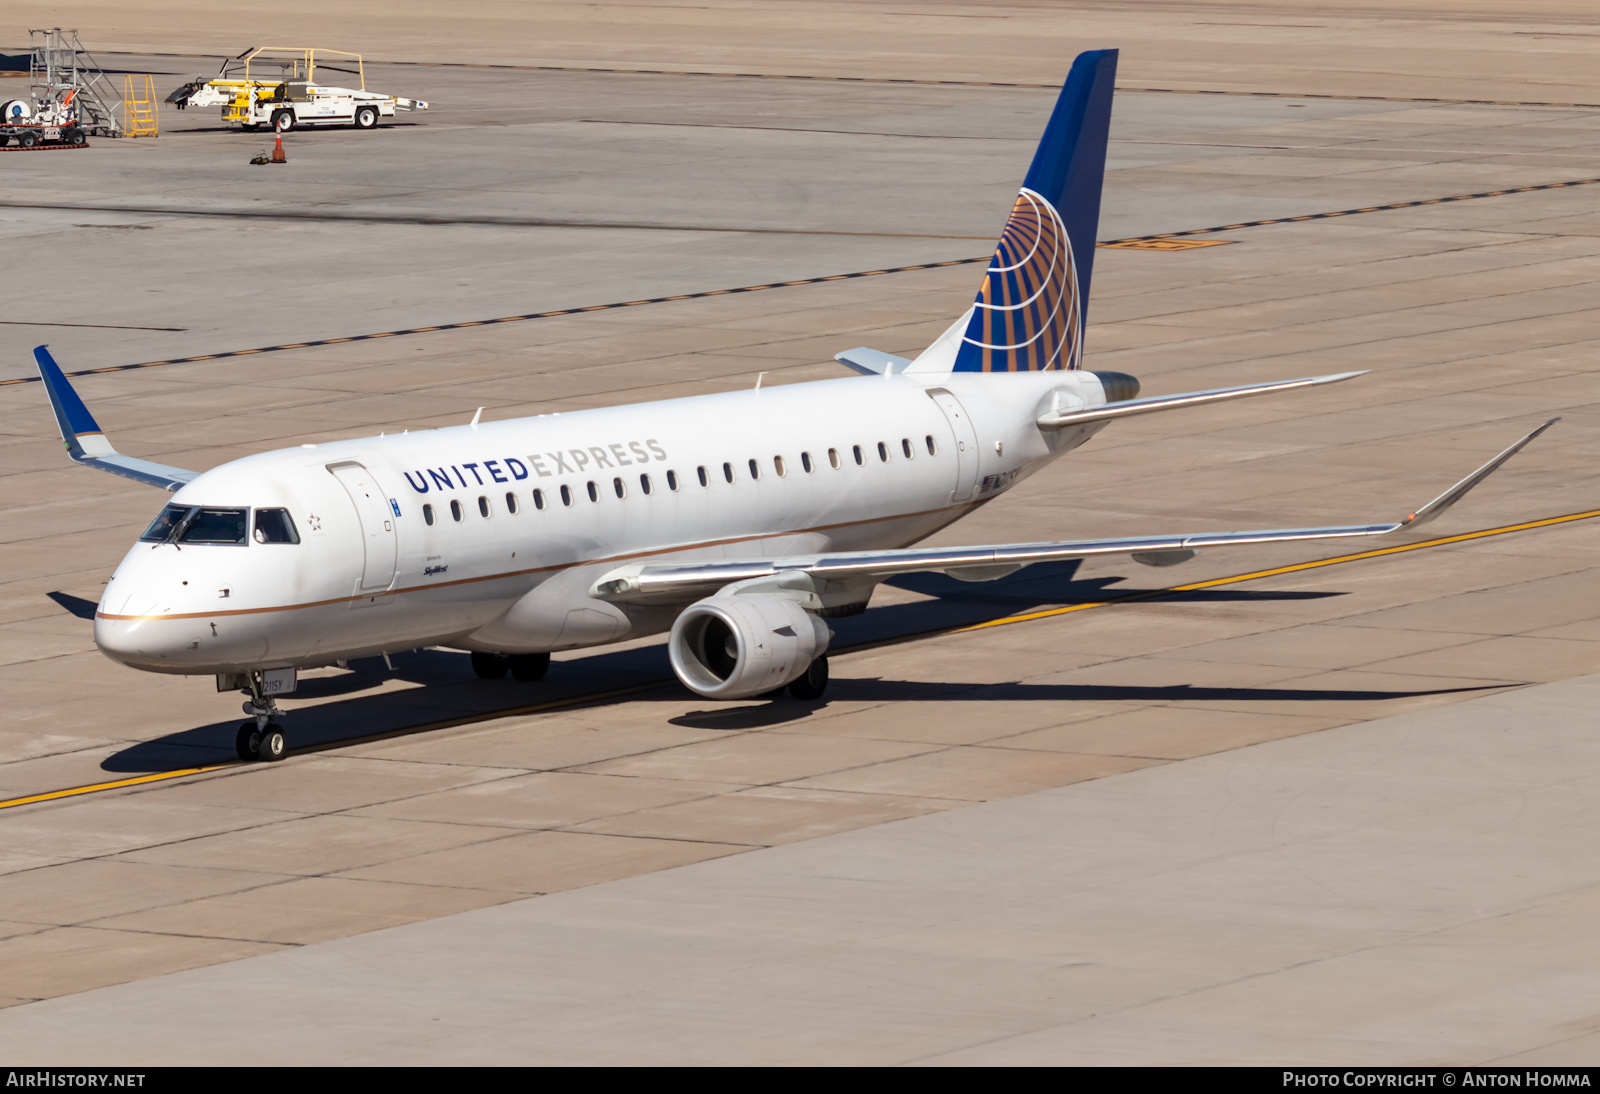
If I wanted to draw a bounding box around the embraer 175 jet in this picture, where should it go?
[36,50,1552,763]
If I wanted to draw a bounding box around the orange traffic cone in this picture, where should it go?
[270,126,286,164]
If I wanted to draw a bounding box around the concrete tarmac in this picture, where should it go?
[1,0,1599,1063]
[4,673,1600,1065]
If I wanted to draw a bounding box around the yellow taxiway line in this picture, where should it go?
[952,507,1600,635]
[0,765,233,811]
[3,506,1596,813]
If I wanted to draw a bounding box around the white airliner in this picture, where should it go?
[37,50,1552,763]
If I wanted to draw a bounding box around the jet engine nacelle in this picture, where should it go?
[668,593,830,699]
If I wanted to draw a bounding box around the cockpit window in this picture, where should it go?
[140,505,191,543]
[179,508,249,545]
[253,508,300,544]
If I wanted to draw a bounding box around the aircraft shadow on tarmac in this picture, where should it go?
[47,592,98,620]
[89,562,1475,775]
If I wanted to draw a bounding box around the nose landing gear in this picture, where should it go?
[235,672,288,762]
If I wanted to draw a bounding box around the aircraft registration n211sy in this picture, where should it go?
[37,49,1554,763]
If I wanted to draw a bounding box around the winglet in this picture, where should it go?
[35,346,105,460]
[32,346,200,492]
[1401,418,1559,528]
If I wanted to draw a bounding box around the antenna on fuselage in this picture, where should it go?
[470,407,483,429]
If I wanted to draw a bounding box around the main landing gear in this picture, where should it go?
[787,656,829,701]
[758,657,830,701]
[235,673,287,762]
[471,650,550,682]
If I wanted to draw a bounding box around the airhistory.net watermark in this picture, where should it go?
[5,1075,145,1088]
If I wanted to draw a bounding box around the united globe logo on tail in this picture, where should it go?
[954,188,1082,372]
[951,48,1116,374]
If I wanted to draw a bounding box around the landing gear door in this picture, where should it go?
[327,462,398,592]
[927,389,980,502]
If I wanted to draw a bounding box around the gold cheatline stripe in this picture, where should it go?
[5,507,1596,813]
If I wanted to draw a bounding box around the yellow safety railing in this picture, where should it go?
[124,74,158,137]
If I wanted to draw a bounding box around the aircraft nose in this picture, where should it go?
[94,602,179,671]
[93,564,202,672]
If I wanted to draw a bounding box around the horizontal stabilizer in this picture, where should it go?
[591,419,1553,606]
[1037,371,1365,430]
[835,348,912,377]
[33,346,199,492]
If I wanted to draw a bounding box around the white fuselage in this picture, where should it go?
[94,370,1111,675]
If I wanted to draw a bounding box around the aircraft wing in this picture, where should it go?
[590,419,1557,606]
[33,347,200,492]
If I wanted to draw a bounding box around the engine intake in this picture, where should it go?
[668,593,830,699]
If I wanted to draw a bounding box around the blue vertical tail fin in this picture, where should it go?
[938,49,1117,373]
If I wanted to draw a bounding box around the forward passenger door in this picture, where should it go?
[328,461,399,594]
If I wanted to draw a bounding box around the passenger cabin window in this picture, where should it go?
[587,481,599,502]
[478,496,491,518]
[181,508,249,545]
[450,500,464,522]
[253,508,300,544]
[748,459,760,481]
[613,477,626,499]
[640,473,652,495]
[828,448,841,470]
[533,488,546,510]
[801,452,812,473]
[667,470,679,491]
[878,442,889,463]
[774,455,786,477]
[722,462,734,483]
[696,466,708,487]
[901,438,913,459]
[140,504,190,542]
[852,445,863,466]
[422,503,435,526]
[505,492,519,514]
[560,485,573,506]
[925,434,937,455]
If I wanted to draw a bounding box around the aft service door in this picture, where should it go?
[328,462,398,592]
[927,389,980,502]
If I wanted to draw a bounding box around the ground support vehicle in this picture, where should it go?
[0,91,89,149]
[167,47,428,131]
[0,122,89,150]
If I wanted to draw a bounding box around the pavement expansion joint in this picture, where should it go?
[5,174,1595,388]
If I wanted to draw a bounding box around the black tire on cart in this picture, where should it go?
[353,105,378,130]
[66,127,86,145]
[18,131,37,148]
[270,109,294,133]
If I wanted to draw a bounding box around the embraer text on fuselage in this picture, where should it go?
[402,439,670,494]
